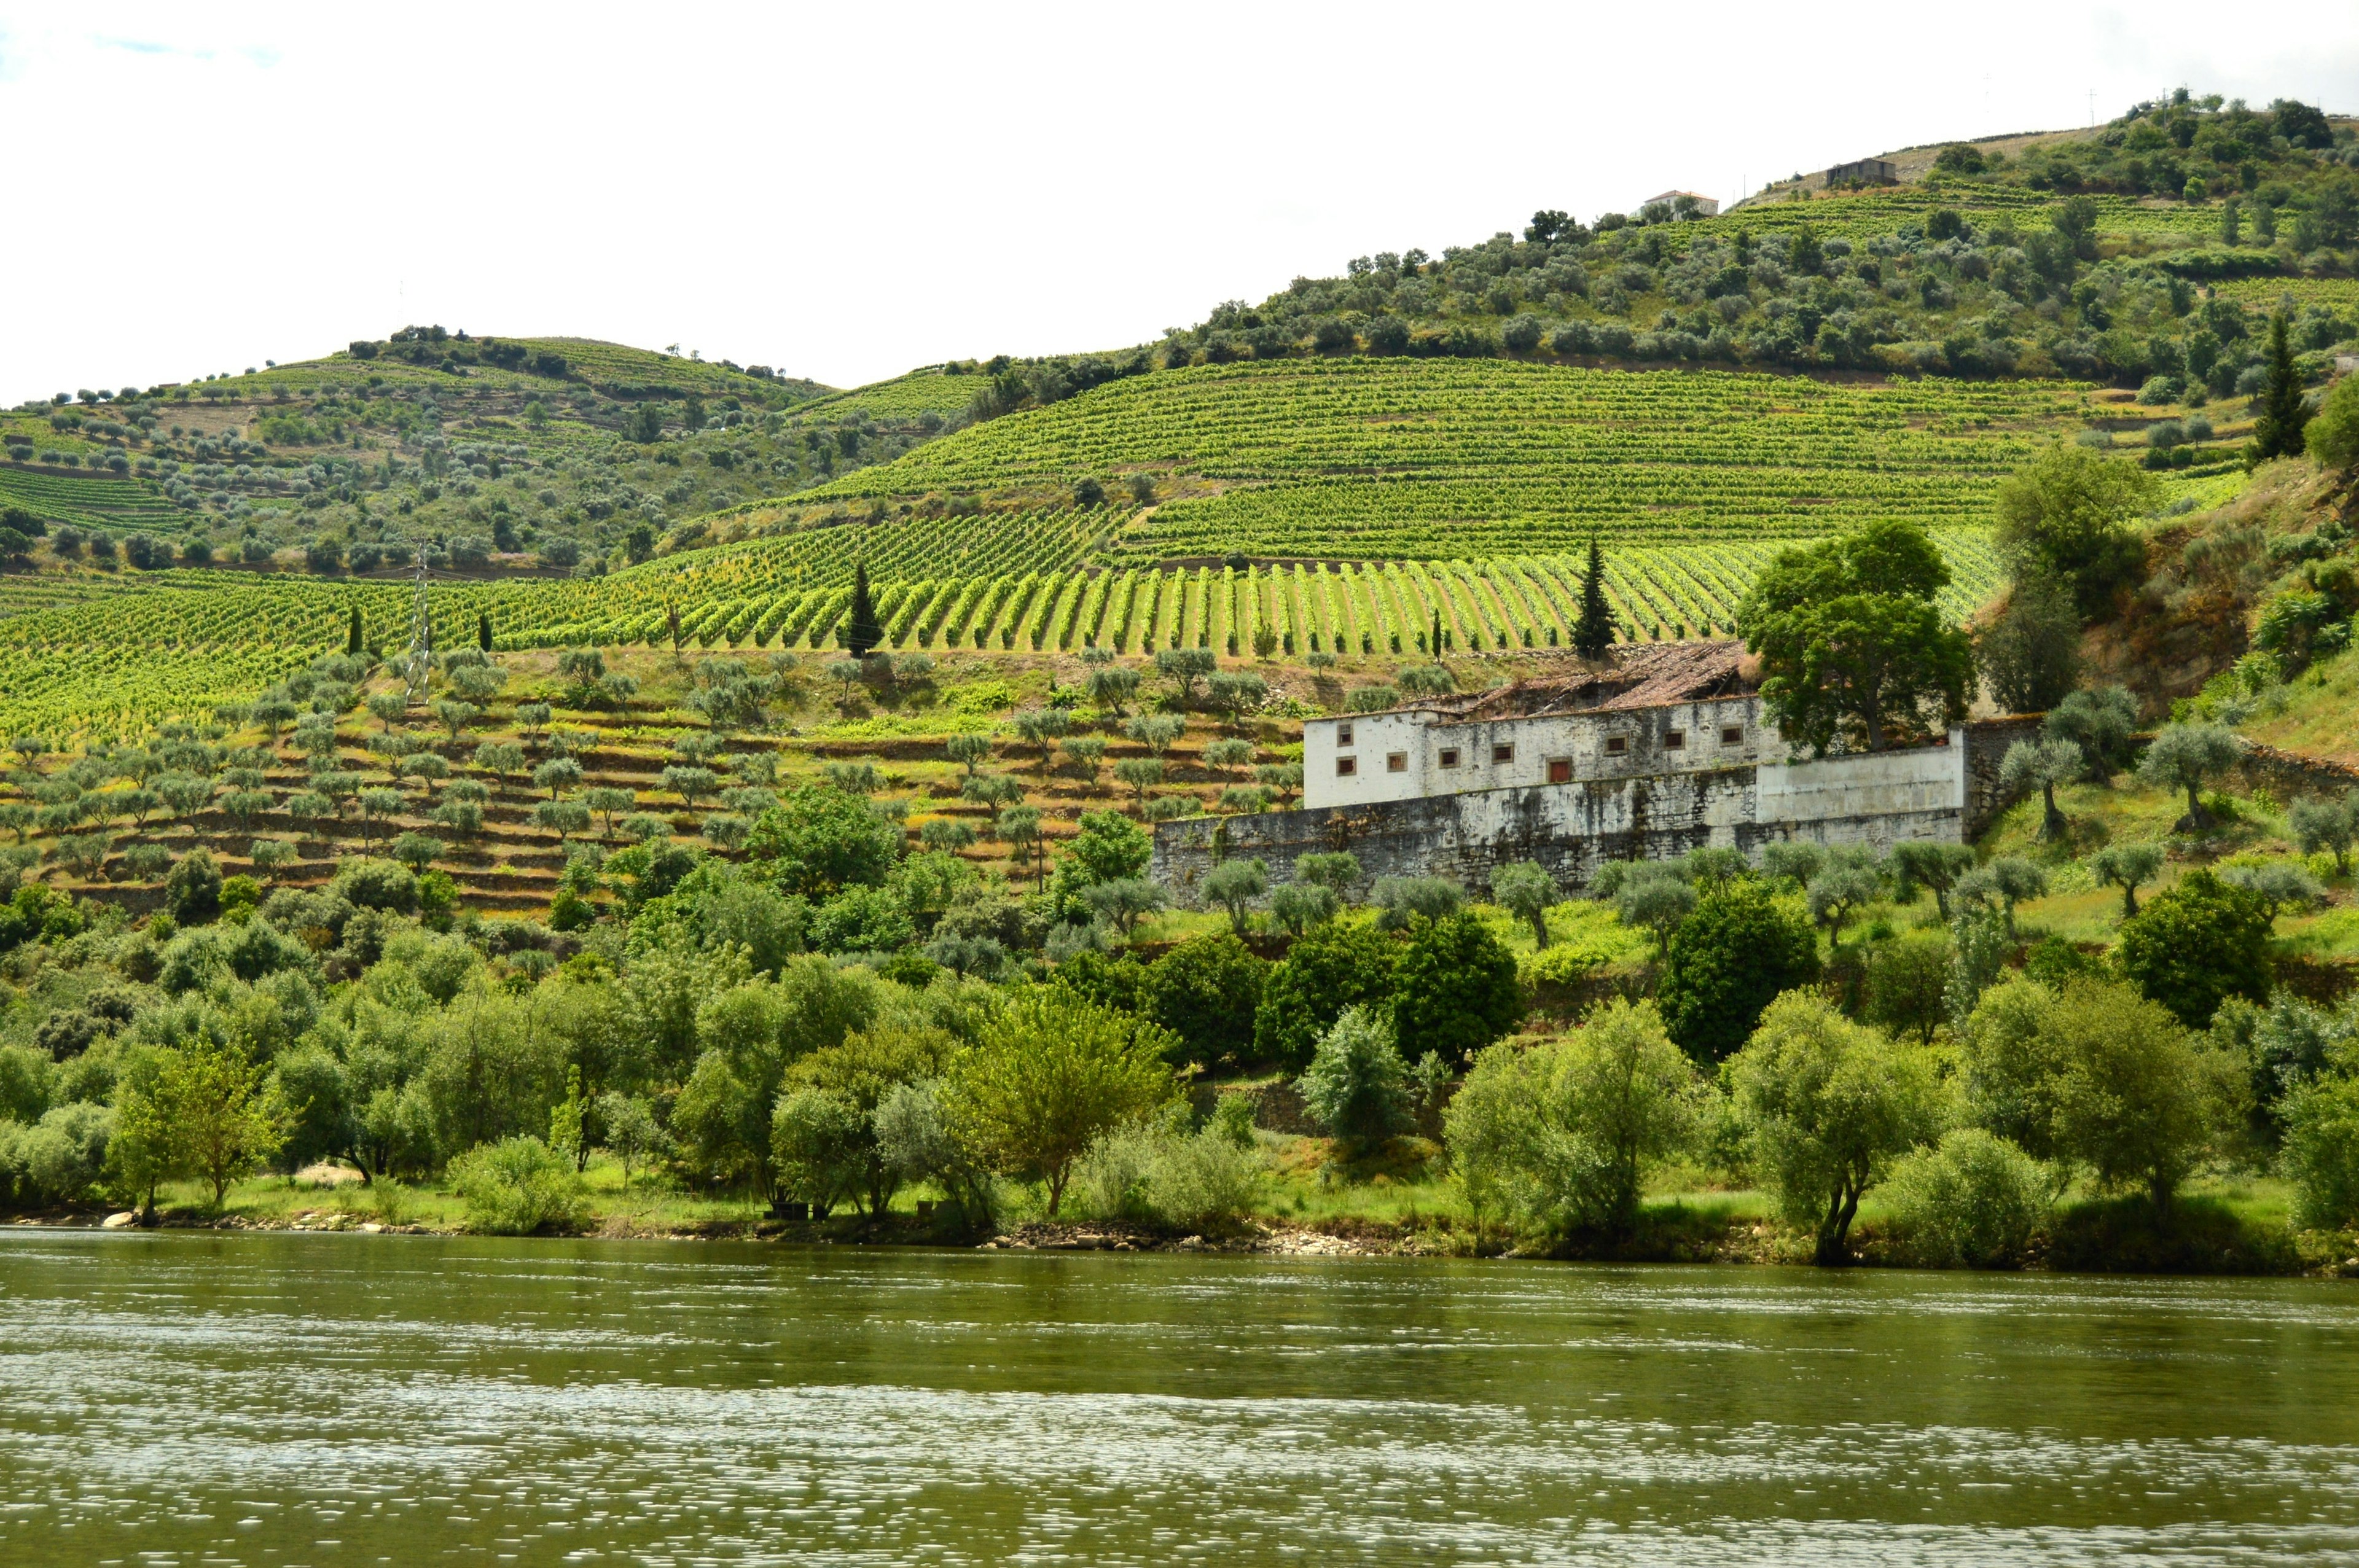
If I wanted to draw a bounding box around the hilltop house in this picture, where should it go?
[1643,190,1721,218]
[1151,642,2033,902]
[1824,157,1899,186]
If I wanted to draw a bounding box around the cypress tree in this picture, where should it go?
[1573,535,1616,659]
[847,560,883,656]
[2251,313,2311,462]
[346,605,363,655]
[477,610,493,652]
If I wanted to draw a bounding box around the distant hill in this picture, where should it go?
[1143,95,2356,390]
[0,338,979,574]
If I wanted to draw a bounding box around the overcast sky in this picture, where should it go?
[2,2,2355,405]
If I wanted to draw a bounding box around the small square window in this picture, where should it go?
[1337,723,1355,746]
[1387,752,1407,773]
[1438,747,1460,768]
[1664,730,1684,751]
[1605,736,1628,756]
[1492,743,1514,765]
[1335,756,1356,777]
[1721,725,1743,745]
[1547,758,1573,784]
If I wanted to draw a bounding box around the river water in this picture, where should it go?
[1,1233,2357,1565]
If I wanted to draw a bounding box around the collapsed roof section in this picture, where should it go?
[1399,640,1759,722]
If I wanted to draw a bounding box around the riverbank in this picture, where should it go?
[18,1168,2357,1277]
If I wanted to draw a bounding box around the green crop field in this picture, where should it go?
[787,358,2089,557]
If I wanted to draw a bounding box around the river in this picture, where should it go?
[1,1231,2356,1564]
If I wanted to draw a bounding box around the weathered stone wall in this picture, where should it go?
[1960,716,2046,839]
[2236,739,2359,803]
[1152,741,1967,905]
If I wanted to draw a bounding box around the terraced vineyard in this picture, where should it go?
[0,468,186,533]
[0,526,2005,741]
[789,358,2087,557]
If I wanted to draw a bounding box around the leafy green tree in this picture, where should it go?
[745,783,904,897]
[1154,646,1218,704]
[2116,868,2274,1028]
[944,986,1176,1215]
[1739,520,1973,753]
[2250,313,2310,462]
[1595,860,1694,953]
[595,1091,665,1195]
[1658,881,1820,1061]
[1081,876,1165,939]
[1729,990,1944,1265]
[1141,932,1269,1070]
[2136,721,2239,832]
[158,1036,285,1207]
[1296,1005,1412,1155]
[1113,755,1164,807]
[1863,929,1952,1045]
[1447,997,1703,1239]
[2282,1068,2359,1229]
[669,958,875,1198]
[1962,976,2242,1210]
[1976,569,2081,712]
[1253,918,1401,1070]
[1992,441,2157,617]
[944,732,995,778]
[1392,910,1520,1063]
[2306,370,2359,472]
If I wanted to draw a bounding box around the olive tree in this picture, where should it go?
[2089,842,2165,918]
[2137,722,2240,832]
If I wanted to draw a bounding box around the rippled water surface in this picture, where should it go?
[2,1234,2358,1564]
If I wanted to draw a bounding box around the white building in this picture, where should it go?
[1305,642,1766,811]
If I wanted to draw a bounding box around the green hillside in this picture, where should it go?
[786,357,2097,557]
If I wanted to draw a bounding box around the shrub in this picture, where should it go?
[1659,882,1821,1062]
[1447,999,1702,1240]
[2283,1070,2359,1230]
[1296,1005,1412,1155]
[3,1101,112,1206]
[448,1136,587,1235]
[1879,1128,2048,1268]
[1252,918,1400,1071]
[2116,869,2273,1029]
[1146,1120,1266,1230]
[1391,910,1520,1063]
[1140,932,1269,1071]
